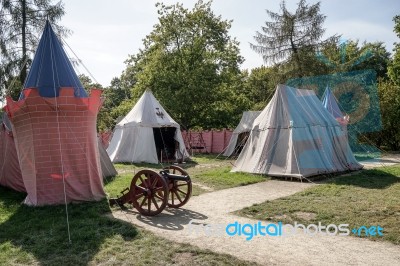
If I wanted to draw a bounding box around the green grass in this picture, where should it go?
[0,187,256,265]
[236,165,400,244]
[110,154,267,194]
[187,153,227,164]
[0,154,265,265]
[190,166,268,190]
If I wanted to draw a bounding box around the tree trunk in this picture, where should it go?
[20,0,27,86]
[289,34,303,77]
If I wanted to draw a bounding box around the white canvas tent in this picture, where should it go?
[322,86,349,126]
[223,111,261,157]
[107,90,189,163]
[233,84,362,178]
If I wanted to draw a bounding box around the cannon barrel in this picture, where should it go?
[160,171,191,182]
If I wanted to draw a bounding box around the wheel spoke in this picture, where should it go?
[140,197,147,208]
[154,194,164,201]
[174,191,183,203]
[147,197,151,212]
[151,176,158,189]
[134,185,146,193]
[154,186,166,192]
[138,176,147,188]
[177,183,188,187]
[134,193,144,200]
[177,188,187,196]
[171,191,174,205]
[151,197,159,210]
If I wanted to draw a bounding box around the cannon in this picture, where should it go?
[109,165,192,216]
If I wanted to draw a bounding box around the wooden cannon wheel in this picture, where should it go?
[163,165,192,208]
[130,169,169,216]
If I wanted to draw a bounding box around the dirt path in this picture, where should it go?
[111,179,400,265]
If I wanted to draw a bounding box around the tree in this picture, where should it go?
[118,0,249,130]
[316,39,390,78]
[373,14,400,150]
[375,78,400,150]
[79,74,103,92]
[251,0,337,77]
[244,66,285,110]
[388,15,400,85]
[78,74,130,132]
[0,0,67,98]
[99,77,132,132]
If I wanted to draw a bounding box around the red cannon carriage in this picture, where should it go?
[109,166,192,216]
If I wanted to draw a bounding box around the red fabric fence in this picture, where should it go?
[181,129,233,154]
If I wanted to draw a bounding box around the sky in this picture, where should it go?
[60,0,400,87]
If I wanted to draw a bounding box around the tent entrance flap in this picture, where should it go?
[153,127,177,160]
[234,132,250,156]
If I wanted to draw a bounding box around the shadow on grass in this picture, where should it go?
[103,174,122,186]
[114,162,165,169]
[0,186,138,265]
[189,153,228,162]
[327,168,400,189]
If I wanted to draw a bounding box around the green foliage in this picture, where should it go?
[317,39,390,78]
[79,74,103,91]
[366,16,400,150]
[99,78,132,132]
[388,15,400,85]
[117,0,250,130]
[0,0,68,99]
[375,78,400,150]
[251,0,337,77]
[243,66,286,110]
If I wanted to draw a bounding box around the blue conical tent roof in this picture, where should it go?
[22,21,87,98]
[322,87,343,119]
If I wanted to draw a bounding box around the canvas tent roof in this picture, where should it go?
[22,21,87,98]
[107,90,189,164]
[322,87,350,126]
[233,84,362,178]
[223,111,261,157]
[322,87,343,119]
[117,90,178,128]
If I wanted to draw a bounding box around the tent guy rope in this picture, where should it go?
[49,25,72,244]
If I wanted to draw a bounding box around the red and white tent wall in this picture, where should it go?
[5,88,106,205]
[0,119,24,192]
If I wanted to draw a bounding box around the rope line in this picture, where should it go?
[49,28,71,244]
[61,38,99,85]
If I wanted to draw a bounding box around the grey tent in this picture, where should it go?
[223,111,261,157]
[233,84,362,178]
[98,139,118,178]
